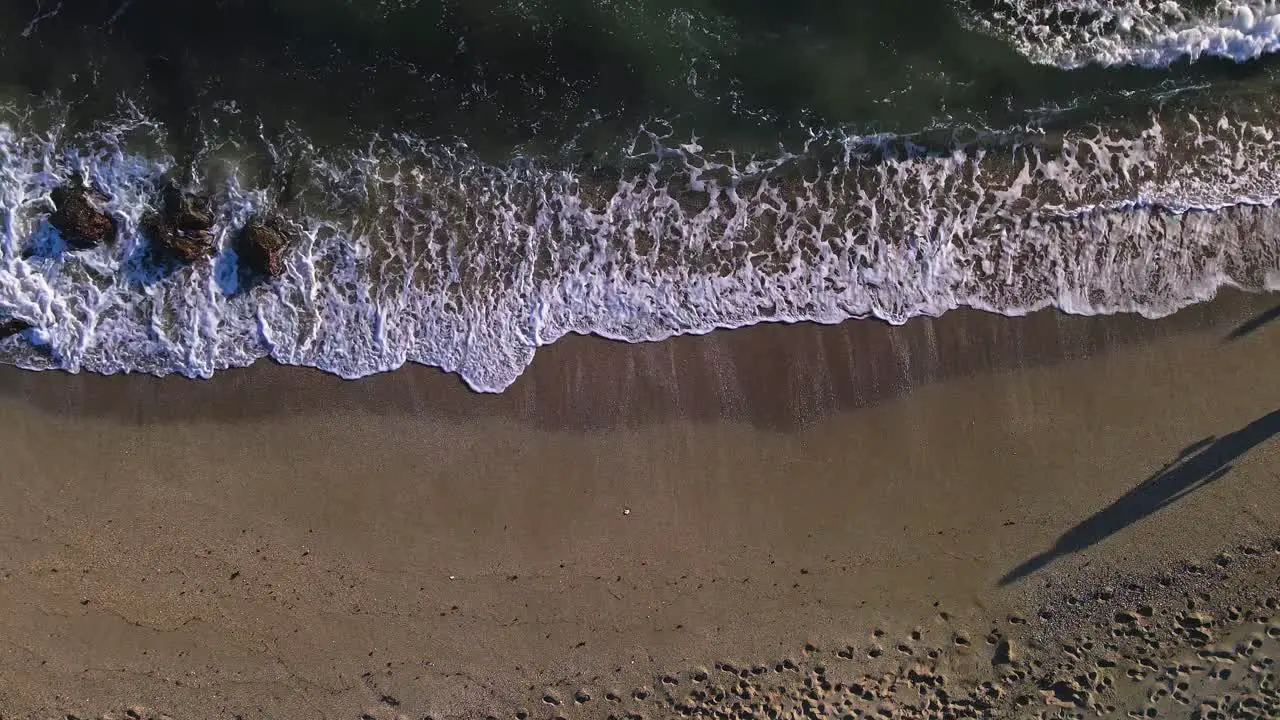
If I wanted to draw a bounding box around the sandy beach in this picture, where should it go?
[2,291,1280,719]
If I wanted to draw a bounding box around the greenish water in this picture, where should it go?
[4,0,1277,160]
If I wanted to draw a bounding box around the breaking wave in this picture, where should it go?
[2,101,1279,391]
[966,0,1280,68]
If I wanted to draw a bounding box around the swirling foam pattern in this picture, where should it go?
[1,106,1279,391]
[965,0,1280,67]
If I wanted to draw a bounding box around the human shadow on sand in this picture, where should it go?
[1224,303,1280,343]
[1000,408,1280,585]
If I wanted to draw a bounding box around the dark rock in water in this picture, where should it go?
[162,182,215,233]
[143,182,217,264]
[144,214,216,264]
[235,217,295,279]
[48,181,117,249]
[0,318,31,340]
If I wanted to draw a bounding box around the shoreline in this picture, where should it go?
[1,292,1279,718]
[0,289,1274,432]
[9,103,1280,394]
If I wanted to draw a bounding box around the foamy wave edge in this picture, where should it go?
[966,1,1280,68]
[2,110,1280,392]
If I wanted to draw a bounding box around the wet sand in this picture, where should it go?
[2,291,1280,719]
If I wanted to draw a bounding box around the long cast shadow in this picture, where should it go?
[1224,303,1280,342]
[1000,408,1280,585]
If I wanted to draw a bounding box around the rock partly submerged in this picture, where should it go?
[235,217,296,279]
[45,175,299,288]
[142,182,217,264]
[48,180,117,249]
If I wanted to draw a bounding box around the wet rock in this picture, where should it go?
[143,182,217,264]
[0,318,30,340]
[234,216,295,279]
[48,180,117,249]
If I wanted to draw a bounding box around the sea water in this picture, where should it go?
[1,0,1279,391]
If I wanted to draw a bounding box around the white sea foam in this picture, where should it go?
[1,108,1279,391]
[967,0,1280,68]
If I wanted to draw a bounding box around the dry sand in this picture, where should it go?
[1,291,1280,719]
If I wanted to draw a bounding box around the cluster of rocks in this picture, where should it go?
[442,541,1278,720]
[43,176,296,281]
[1,175,300,344]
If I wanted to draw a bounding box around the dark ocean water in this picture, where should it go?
[1,0,1279,390]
